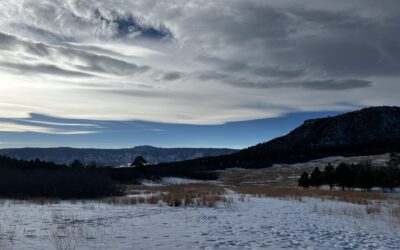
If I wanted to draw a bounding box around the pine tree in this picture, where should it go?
[298,171,310,188]
[310,167,322,189]
[324,163,335,190]
[70,159,84,168]
[335,163,350,190]
[355,163,373,191]
[130,156,148,167]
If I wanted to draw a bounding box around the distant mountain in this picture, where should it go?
[155,107,400,173]
[260,106,400,147]
[0,146,237,167]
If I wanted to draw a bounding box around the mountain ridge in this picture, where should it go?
[0,145,237,167]
[238,106,400,164]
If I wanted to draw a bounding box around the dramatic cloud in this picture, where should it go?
[0,0,400,133]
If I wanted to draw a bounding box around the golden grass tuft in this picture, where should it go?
[366,204,381,215]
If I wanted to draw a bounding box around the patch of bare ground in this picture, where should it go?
[220,167,308,187]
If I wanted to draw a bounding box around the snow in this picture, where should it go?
[1,197,399,249]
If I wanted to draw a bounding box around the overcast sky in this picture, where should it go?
[0,0,399,148]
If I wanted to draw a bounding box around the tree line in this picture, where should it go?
[0,155,123,198]
[0,153,213,199]
[298,153,400,192]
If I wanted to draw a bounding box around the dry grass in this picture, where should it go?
[312,204,365,219]
[230,185,398,204]
[0,224,16,250]
[104,184,231,208]
[112,182,398,209]
[29,197,60,205]
[312,202,400,229]
[366,204,381,215]
[389,205,400,226]
[50,210,105,250]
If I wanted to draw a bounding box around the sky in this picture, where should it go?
[0,0,399,149]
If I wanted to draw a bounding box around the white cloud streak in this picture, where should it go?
[0,122,97,134]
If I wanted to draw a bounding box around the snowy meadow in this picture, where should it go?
[1,180,400,250]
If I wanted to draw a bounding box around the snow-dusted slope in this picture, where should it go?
[1,197,399,249]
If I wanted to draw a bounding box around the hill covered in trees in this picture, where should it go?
[149,107,400,176]
[236,106,400,165]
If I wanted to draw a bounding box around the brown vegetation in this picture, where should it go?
[230,185,398,204]
[104,184,232,208]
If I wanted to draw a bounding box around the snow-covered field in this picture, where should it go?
[1,196,399,250]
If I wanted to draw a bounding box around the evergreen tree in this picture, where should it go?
[377,166,397,192]
[389,152,400,168]
[354,163,373,191]
[323,163,335,190]
[86,161,97,168]
[335,163,350,190]
[310,167,322,189]
[298,171,310,188]
[130,156,148,167]
[70,159,84,168]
